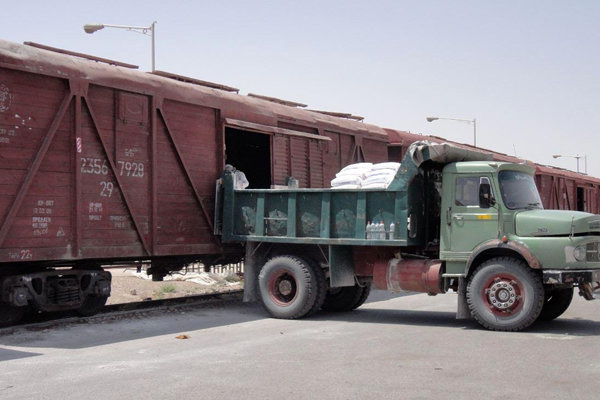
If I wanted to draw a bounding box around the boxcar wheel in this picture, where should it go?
[322,283,371,312]
[537,287,573,321]
[467,257,544,332]
[258,255,323,319]
[77,295,108,317]
[0,303,26,327]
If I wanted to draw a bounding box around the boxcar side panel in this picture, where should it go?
[290,136,309,187]
[78,93,147,258]
[309,139,324,188]
[322,131,341,186]
[155,99,220,255]
[362,137,388,163]
[340,133,356,167]
[273,133,290,185]
[0,67,74,262]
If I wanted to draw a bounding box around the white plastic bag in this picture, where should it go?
[234,170,249,189]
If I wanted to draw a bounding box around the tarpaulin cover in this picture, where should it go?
[408,141,493,167]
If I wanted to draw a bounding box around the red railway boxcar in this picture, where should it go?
[0,40,390,324]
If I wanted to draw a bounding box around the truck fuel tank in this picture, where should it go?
[373,258,443,295]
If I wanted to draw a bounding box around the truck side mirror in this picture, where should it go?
[479,181,495,208]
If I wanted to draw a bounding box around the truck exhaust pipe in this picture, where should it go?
[373,258,443,295]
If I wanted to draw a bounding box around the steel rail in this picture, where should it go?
[0,290,243,335]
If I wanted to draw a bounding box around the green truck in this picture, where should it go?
[216,142,600,331]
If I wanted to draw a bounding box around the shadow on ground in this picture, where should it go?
[0,348,42,362]
[318,307,600,336]
[2,292,598,352]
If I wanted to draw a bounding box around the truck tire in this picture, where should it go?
[77,295,108,317]
[258,255,324,319]
[305,259,327,317]
[322,283,371,312]
[466,257,544,332]
[537,287,573,321]
[0,303,25,327]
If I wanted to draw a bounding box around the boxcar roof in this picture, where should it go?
[0,39,388,139]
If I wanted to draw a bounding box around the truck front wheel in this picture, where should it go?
[258,255,325,319]
[467,257,544,331]
[537,287,573,321]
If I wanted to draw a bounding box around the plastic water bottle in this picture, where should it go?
[389,222,395,240]
[378,222,384,240]
[366,221,372,239]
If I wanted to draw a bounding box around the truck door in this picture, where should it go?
[443,175,498,259]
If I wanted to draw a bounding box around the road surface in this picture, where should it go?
[1,291,599,399]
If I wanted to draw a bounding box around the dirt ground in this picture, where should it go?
[106,268,243,305]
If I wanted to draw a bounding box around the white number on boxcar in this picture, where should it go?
[100,181,114,197]
[81,158,109,175]
[117,160,145,178]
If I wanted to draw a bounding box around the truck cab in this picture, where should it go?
[437,159,600,328]
[441,160,600,281]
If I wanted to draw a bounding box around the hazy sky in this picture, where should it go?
[2,1,599,176]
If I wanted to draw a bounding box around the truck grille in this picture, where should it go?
[47,276,81,305]
[586,242,600,262]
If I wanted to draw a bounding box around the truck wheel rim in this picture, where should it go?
[268,270,298,306]
[482,274,524,316]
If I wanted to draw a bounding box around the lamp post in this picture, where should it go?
[426,116,477,147]
[552,154,587,174]
[84,21,156,71]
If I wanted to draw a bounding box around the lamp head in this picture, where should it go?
[552,154,562,159]
[84,24,105,34]
[426,117,438,122]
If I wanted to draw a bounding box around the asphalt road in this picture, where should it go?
[1,291,599,399]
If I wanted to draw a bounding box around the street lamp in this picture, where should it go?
[84,22,156,71]
[426,116,477,147]
[552,154,587,174]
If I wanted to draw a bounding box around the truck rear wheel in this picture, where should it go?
[467,257,544,332]
[258,255,325,319]
[537,287,573,321]
[322,283,371,312]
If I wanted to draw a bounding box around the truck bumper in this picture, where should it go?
[542,269,600,285]
[543,269,600,300]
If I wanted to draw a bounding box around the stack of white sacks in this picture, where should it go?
[330,162,400,189]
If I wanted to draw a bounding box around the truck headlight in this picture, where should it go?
[573,245,587,262]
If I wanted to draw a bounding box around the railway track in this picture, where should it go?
[0,289,243,335]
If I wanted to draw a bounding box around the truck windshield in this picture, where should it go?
[498,171,543,210]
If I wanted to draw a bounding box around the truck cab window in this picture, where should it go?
[455,177,480,206]
[498,171,543,210]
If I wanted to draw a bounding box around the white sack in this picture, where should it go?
[331,175,362,187]
[331,184,361,189]
[371,162,400,171]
